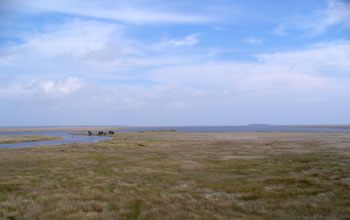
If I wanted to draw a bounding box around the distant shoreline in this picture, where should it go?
[1,125,350,133]
[0,135,63,144]
[285,125,350,129]
[0,126,127,132]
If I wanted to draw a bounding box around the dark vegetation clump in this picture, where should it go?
[108,130,115,135]
[88,131,92,136]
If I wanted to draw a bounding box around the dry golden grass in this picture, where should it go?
[0,135,63,144]
[0,132,349,220]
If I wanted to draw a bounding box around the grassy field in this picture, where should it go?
[0,135,63,144]
[0,132,349,220]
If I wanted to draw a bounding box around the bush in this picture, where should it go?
[108,130,115,135]
[88,131,92,136]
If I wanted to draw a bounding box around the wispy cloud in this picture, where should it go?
[1,37,349,125]
[0,19,203,77]
[153,34,201,49]
[0,77,85,105]
[213,26,228,31]
[22,20,127,59]
[274,0,350,36]
[9,0,215,24]
[2,17,349,96]
[0,76,208,113]
[151,40,350,94]
[243,37,263,45]
[1,0,350,125]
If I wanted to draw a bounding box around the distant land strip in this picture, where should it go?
[0,126,127,132]
[0,135,63,144]
[286,125,350,129]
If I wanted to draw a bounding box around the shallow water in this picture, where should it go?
[0,131,113,149]
[1,125,350,149]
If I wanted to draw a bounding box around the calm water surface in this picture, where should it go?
[1,125,350,149]
[0,131,113,149]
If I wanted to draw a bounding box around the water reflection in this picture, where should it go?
[0,131,113,149]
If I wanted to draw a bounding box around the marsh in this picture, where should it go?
[0,131,349,219]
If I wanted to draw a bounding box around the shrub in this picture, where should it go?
[108,130,115,135]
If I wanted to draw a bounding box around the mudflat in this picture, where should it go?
[0,132,349,219]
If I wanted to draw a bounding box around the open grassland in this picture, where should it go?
[0,132,349,220]
[0,135,63,144]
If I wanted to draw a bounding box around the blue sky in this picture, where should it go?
[0,0,349,126]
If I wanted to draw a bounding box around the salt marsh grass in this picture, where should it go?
[0,132,349,219]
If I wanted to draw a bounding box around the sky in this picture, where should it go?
[0,0,349,126]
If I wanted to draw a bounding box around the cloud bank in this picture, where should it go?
[0,0,349,125]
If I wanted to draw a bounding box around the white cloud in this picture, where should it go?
[10,0,214,24]
[151,40,350,95]
[0,19,132,67]
[320,0,350,31]
[40,77,83,94]
[275,0,350,36]
[0,76,209,112]
[0,6,349,120]
[1,14,349,98]
[22,20,133,59]
[257,40,350,74]
[1,1,350,125]
[166,34,201,47]
[0,77,84,100]
[0,19,205,77]
[1,39,349,125]
[152,63,333,95]
[153,34,201,49]
[243,37,263,45]
[2,35,349,102]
